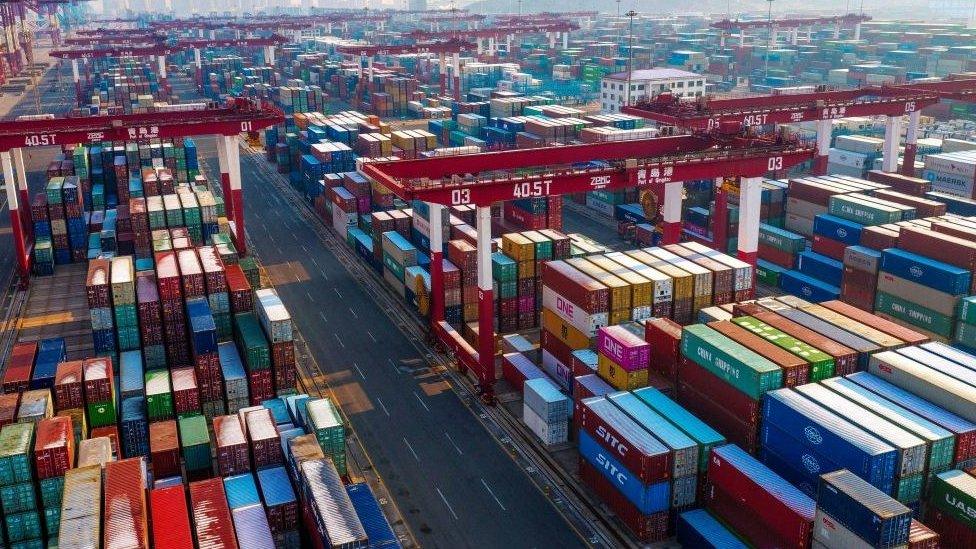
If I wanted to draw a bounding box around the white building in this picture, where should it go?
[600,68,705,113]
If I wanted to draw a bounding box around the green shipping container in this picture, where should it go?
[145,370,174,420]
[957,295,976,325]
[731,316,835,381]
[758,224,805,253]
[0,423,34,485]
[178,414,211,473]
[929,470,976,530]
[234,313,271,371]
[307,398,347,475]
[0,482,37,513]
[44,506,61,539]
[5,510,41,543]
[828,195,902,225]
[680,324,783,400]
[492,252,517,282]
[756,263,783,286]
[875,292,954,338]
[86,394,117,429]
[39,476,64,509]
[956,322,976,349]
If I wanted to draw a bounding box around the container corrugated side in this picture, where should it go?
[928,469,976,532]
[223,473,261,510]
[346,483,402,548]
[763,389,898,492]
[577,430,670,515]
[103,458,149,549]
[821,377,955,474]
[578,396,670,484]
[897,347,976,390]
[59,465,102,549]
[869,351,976,423]
[847,372,976,465]
[818,469,912,547]
[680,324,782,400]
[299,459,368,549]
[231,504,276,549]
[607,392,698,480]
[189,478,239,549]
[150,486,194,549]
[675,509,748,549]
[633,387,725,474]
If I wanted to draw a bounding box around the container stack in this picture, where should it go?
[705,444,816,547]
[111,255,139,353]
[87,258,115,356]
[0,422,43,545]
[59,465,101,548]
[678,323,783,452]
[307,398,347,476]
[188,296,224,418]
[258,466,301,547]
[925,470,976,545]
[840,245,882,311]
[492,251,518,333]
[299,458,368,548]
[234,312,273,407]
[596,325,650,391]
[813,469,914,548]
[179,413,212,477]
[83,356,117,430]
[522,377,569,446]
[541,260,608,389]
[103,457,149,548]
[448,239,479,324]
[255,288,296,396]
[382,231,419,298]
[200,245,232,340]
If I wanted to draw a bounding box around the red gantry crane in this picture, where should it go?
[2,98,283,286]
[407,21,580,54]
[361,133,814,402]
[335,39,475,97]
[712,13,872,45]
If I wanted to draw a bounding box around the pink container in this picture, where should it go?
[597,325,650,372]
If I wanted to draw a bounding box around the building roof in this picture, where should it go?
[605,68,702,81]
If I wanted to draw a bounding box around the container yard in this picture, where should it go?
[0,3,974,549]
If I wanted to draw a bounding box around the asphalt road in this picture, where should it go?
[199,138,586,549]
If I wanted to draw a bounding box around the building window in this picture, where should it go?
[637,84,645,90]
[697,80,703,86]
[676,81,684,88]
[602,92,607,98]
[610,94,615,100]
[602,82,607,88]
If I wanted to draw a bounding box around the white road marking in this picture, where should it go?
[301,245,308,253]
[319,311,327,323]
[348,308,358,319]
[388,358,399,373]
[334,288,343,299]
[481,479,506,511]
[305,291,314,302]
[376,397,390,417]
[367,331,377,343]
[310,256,319,267]
[333,333,345,348]
[413,392,430,412]
[444,432,463,456]
[402,437,420,462]
[353,362,366,380]
[436,487,459,520]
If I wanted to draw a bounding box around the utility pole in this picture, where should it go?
[626,10,637,108]
[616,0,621,18]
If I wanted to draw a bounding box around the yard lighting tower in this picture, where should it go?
[626,9,637,107]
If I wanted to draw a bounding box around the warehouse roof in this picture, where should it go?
[605,68,702,81]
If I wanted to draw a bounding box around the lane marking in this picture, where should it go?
[292,232,298,242]
[388,358,399,373]
[321,268,329,281]
[376,397,390,417]
[305,291,315,303]
[402,437,420,462]
[413,392,430,412]
[436,487,459,520]
[333,333,345,348]
[481,479,507,511]
[353,362,366,380]
[334,288,343,299]
[444,432,463,456]
[301,245,308,253]
[318,311,327,323]
[367,331,377,343]
[310,256,319,267]
[348,308,358,319]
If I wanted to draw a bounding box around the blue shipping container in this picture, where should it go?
[346,483,402,548]
[797,251,845,287]
[31,337,65,390]
[676,509,748,549]
[224,473,262,510]
[577,430,670,514]
[813,214,863,245]
[817,470,912,547]
[778,270,840,303]
[880,249,971,295]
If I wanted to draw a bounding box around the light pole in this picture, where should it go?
[626,10,637,108]
[616,0,621,18]
[764,0,774,82]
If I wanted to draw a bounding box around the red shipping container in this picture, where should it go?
[189,479,239,549]
[54,360,85,412]
[752,310,859,376]
[149,420,180,479]
[541,261,610,313]
[705,482,792,548]
[213,415,250,476]
[677,378,758,453]
[0,393,19,428]
[758,244,796,269]
[3,342,36,393]
[644,318,681,380]
[811,234,847,261]
[873,189,946,217]
[578,397,670,484]
[155,251,182,301]
[924,507,976,547]
[245,409,282,470]
[273,361,296,395]
[271,341,295,368]
[678,358,761,423]
[898,226,976,290]
[707,447,813,547]
[137,272,164,345]
[859,225,900,251]
[104,458,149,549]
[91,424,121,458]
[247,369,274,406]
[225,264,252,313]
[83,356,115,404]
[34,416,74,480]
[87,258,112,308]
[907,520,940,549]
[931,219,976,242]
[171,367,201,414]
[578,458,669,543]
[150,486,194,549]
[540,327,575,369]
[177,249,205,298]
[197,246,227,294]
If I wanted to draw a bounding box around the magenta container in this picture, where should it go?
[597,325,650,372]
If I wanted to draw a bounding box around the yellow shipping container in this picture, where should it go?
[566,258,631,312]
[503,233,535,261]
[541,308,591,349]
[517,260,536,279]
[598,354,649,390]
[585,255,653,309]
[626,249,693,300]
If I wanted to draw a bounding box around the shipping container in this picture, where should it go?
[577,430,670,515]
[104,458,149,549]
[681,324,783,399]
[578,396,671,484]
[59,465,102,549]
[300,459,368,549]
[150,486,194,549]
[676,509,748,548]
[346,483,402,549]
[818,469,912,547]
[869,351,976,423]
[189,479,239,548]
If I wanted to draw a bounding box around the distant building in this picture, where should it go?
[600,68,705,113]
[409,0,426,11]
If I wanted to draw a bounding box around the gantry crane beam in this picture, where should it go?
[420,13,485,22]
[622,88,939,131]
[335,39,474,57]
[407,22,579,40]
[65,33,166,46]
[51,34,289,59]
[883,77,976,102]
[712,13,871,30]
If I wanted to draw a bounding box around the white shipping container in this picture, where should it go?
[523,377,570,423]
[834,134,885,154]
[232,504,276,549]
[923,169,976,199]
[829,147,871,168]
[812,507,869,548]
[540,350,572,392]
[255,289,293,344]
[924,151,976,178]
[825,163,866,178]
[541,288,609,337]
[942,138,976,153]
[522,403,568,446]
